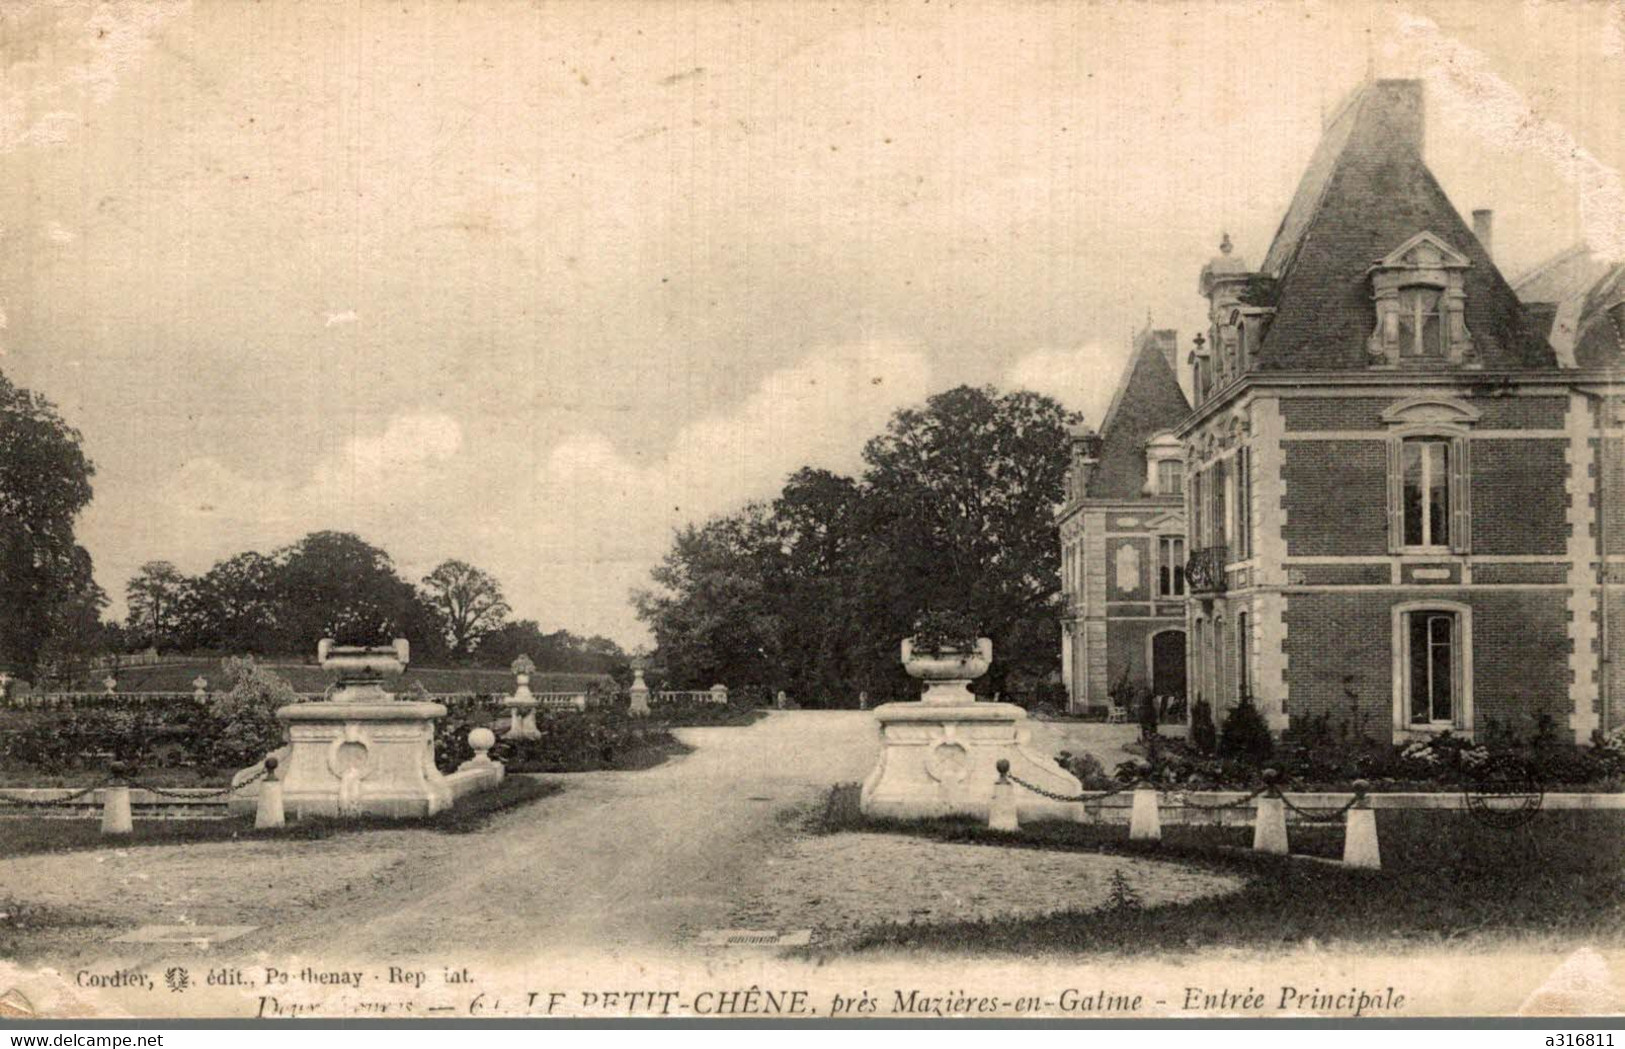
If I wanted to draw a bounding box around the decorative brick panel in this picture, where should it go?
[1473,439,1569,555]
[1598,437,1625,557]
[1280,398,1393,432]
[1282,593,1392,738]
[1477,397,1568,430]
[1471,563,1567,584]
[1281,441,1388,556]
[1474,590,1572,738]
[1290,563,1390,586]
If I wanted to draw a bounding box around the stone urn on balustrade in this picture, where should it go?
[860,635,1082,821]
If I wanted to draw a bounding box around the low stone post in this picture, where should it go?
[101,762,132,836]
[457,727,505,784]
[255,756,285,829]
[628,657,651,718]
[1252,769,1289,855]
[988,760,1019,832]
[776,690,788,710]
[710,683,728,706]
[103,675,118,696]
[857,691,868,711]
[1342,779,1380,869]
[1129,786,1162,842]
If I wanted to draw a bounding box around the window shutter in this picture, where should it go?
[1385,439,1403,553]
[1450,436,1471,554]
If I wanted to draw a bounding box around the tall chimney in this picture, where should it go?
[1473,208,1494,260]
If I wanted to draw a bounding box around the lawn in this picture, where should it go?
[816,784,1625,957]
[0,776,559,859]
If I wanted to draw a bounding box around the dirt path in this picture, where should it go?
[261,710,881,956]
[0,711,880,967]
[2,711,1232,975]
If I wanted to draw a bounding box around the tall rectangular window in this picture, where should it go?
[1402,437,1451,547]
[1406,611,1457,725]
[1237,611,1251,700]
[1211,460,1228,548]
[1235,448,1251,560]
[1397,287,1446,358]
[1190,471,1204,546]
[1156,459,1184,496]
[1158,536,1185,597]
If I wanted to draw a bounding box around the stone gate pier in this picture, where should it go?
[860,637,1082,822]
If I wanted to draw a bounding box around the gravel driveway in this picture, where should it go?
[1,711,1237,968]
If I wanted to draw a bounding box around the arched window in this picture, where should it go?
[1391,600,1474,737]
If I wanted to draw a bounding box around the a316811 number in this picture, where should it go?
[1547,1036,1614,1046]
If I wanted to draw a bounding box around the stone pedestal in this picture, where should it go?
[239,640,453,819]
[276,698,451,818]
[860,701,1083,822]
[627,657,651,717]
[503,656,540,740]
[860,635,1080,821]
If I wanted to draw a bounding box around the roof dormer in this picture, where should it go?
[1366,232,1478,369]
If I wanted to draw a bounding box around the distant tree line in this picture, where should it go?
[634,385,1078,706]
[115,533,626,673]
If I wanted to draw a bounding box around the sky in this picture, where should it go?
[2,0,1623,648]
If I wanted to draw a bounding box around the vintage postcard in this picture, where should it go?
[1,0,1623,1029]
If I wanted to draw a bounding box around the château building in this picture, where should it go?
[1178,78,1625,743]
[1057,325,1192,713]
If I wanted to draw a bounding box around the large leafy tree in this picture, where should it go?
[0,371,99,678]
[858,386,1079,694]
[186,551,281,654]
[420,559,511,659]
[636,385,1080,702]
[634,503,780,689]
[271,531,425,650]
[125,560,190,650]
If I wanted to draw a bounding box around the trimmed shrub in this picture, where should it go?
[1137,687,1159,739]
[1217,695,1273,765]
[208,657,294,767]
[1190,697,1217,754]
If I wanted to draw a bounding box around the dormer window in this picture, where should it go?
[1397,286,1446,358]
[1367,232,1476,368]
[1156,459,1183,496]
[1144,432,1184,496]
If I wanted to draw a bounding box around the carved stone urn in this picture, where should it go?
[901,636,993,704]
[861,636,1082,821]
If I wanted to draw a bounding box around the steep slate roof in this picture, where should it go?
[1574,262,1625,369]
[1086,328,1192,499]
[1254,79,1554,371]
[1512,244,1614,363]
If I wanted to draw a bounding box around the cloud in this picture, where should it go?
[0,2,187,154]
[1003,343,1126,425]
[324,310,358,327]
[518,339,933,639]
[160,411,465,552]
[1397,11,1625,259]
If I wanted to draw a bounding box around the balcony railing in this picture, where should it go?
[1186,545,1229,594]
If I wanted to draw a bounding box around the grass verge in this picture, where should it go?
[0,776,559,859]
[816,783,1625,956]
